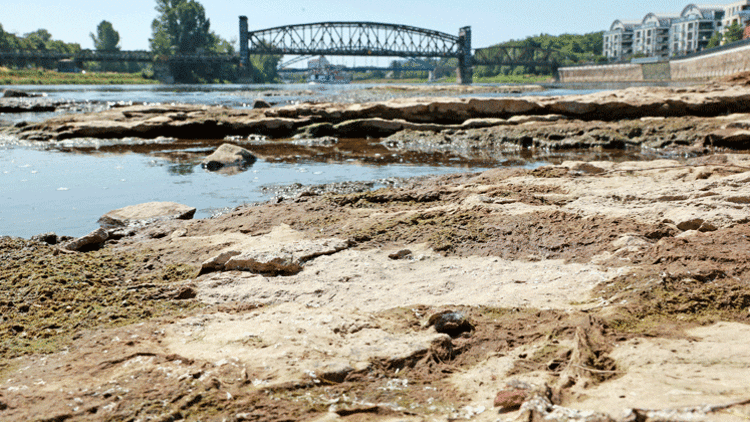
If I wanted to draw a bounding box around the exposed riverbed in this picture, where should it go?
[0,82,627,239]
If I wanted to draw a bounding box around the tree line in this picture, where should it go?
[472,32,605,78]
[0,0,280,83]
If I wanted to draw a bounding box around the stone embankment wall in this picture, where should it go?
[670,44,750,80]
[559,44,750,82]
[557,64,643,83]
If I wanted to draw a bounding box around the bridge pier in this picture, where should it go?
[239,16,251,80]
[456,26,472,85]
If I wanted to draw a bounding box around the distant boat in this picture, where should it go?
[308,69,351,84]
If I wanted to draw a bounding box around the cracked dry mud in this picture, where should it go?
[4,82,750,422]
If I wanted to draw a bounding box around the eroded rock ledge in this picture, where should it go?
[5,83,750,146]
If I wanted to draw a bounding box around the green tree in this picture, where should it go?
[706,31,723,49]
[90,21,122,72]
[724,22,744,44]
[0,23,15,50]
[149,0,244,82]
[23,29,52,50]
[150,0,213,56]
[91,21,120,51]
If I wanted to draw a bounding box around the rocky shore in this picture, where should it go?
[3,79,750,421]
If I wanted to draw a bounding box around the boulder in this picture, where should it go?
[252,99,271,109]
[62,228,109,252]
[3,89,33,98]
[98,201,196,229]
[201,143,257,172]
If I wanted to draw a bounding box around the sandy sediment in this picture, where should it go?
[3,81,750,421]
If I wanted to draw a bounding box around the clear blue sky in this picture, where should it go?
[3,0,695,50]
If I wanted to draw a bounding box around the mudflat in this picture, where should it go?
[3,78,750,422]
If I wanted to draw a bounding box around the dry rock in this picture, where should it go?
[494,388,529,410]
[98,201,196,229]
[61,227,109,251]
[201,238,350,276]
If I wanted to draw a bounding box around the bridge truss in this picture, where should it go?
[240,19,472,82]
[244,22,461,58]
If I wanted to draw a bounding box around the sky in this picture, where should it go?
[2,0,697,51]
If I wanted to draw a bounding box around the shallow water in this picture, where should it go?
[0,145,506,238]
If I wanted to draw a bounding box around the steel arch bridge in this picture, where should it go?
[243,21,462,58]
[240,18,473,82]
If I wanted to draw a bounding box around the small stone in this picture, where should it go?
[388,249,412,260]
[494,389,529,410]
[62,228,109,252]
[676,218,704,231]
[570,162,606,174]
[31,232,59,245]
[427,311,473,337]
[698,221,718,232]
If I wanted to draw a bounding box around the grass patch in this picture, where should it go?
[0,68,158,85]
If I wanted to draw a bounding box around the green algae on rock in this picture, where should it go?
[0,237,200,363]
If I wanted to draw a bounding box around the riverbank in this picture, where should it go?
[2,80,750,421]
[0,67,158,85]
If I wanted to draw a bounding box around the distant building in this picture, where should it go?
[723,0,750,28]
[604,1,750,61]
[634,13,680,58]
[603,20,639,61]
[307,56,331,69]
[669,5,724,57]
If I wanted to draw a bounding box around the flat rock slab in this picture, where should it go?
[8,84,750,141]
[201,237,350,276]
[98,201,196,229]
[163,303,452,387]
[571,322,750,414]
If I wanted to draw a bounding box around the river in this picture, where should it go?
[0,83,652,239]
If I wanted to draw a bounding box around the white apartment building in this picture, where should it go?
[723,0,750,27]
[604,1,749,61]
[634,14,679,58]
[603,20,638,61]
[669,5,725,56]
